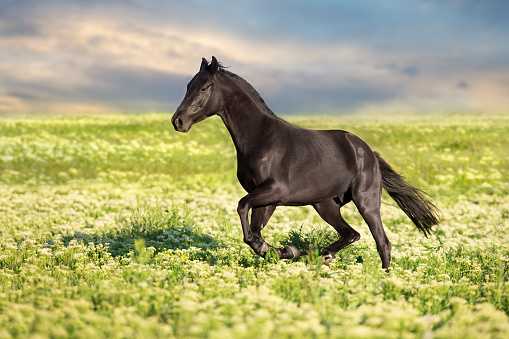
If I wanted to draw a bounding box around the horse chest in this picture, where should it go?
[236,153,273,192]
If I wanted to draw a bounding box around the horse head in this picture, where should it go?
[172,56,222,132]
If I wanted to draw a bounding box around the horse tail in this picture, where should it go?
[374,152,440,237]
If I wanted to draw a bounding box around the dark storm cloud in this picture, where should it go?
[457,81,469,89]
[2,64,190,111]
[264,82,397,114]
[80,65,190,111]
[0,21,41,37]
[400,67,420,79]
[6,91,41,101]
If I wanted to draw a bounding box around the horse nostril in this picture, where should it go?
[175,118,183,129]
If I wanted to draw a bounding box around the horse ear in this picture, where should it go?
[210,56,219,73]
[200,58,208,71]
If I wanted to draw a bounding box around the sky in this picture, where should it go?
[0,0,508,115]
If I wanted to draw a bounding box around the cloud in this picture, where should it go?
[0,21,41,37]
[457,81,469,89]
[400,66,420,78]
[0,61,190,113]
[0,0,508,114]
[0,13,210,112]
[80,65,190,110]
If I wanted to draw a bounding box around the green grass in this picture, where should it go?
[1,112,509,338]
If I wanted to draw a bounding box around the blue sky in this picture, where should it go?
[0,0,508,114]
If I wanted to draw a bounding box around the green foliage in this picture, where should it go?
[0,114,235,185]
[1,112,509,338]
[281,224,339,256]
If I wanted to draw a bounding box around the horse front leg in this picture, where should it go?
[237,181,300,259]
[251,205,275,239]
[237,187,275,257]
[244,206,275,256]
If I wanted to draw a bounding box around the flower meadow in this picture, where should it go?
[1,113,509,338]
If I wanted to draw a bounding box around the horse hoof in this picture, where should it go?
[280,245,300,259]
[322,254,334,266]
[259,242,270,256]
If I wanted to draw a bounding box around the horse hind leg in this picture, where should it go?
[352,185,392,270]
[313,199,361,266]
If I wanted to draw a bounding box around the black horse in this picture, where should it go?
[172,57,440,269]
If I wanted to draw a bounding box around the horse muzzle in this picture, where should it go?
[171,112,191,133]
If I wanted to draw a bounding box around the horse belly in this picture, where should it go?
[284,160,353,206]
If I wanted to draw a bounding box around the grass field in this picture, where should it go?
[1,112,509,338]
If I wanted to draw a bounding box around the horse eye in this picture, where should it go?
[201,82,214,92]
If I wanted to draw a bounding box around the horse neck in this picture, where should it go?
[217,75,277,153]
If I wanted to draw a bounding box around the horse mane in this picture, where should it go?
[216,63,277,117]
